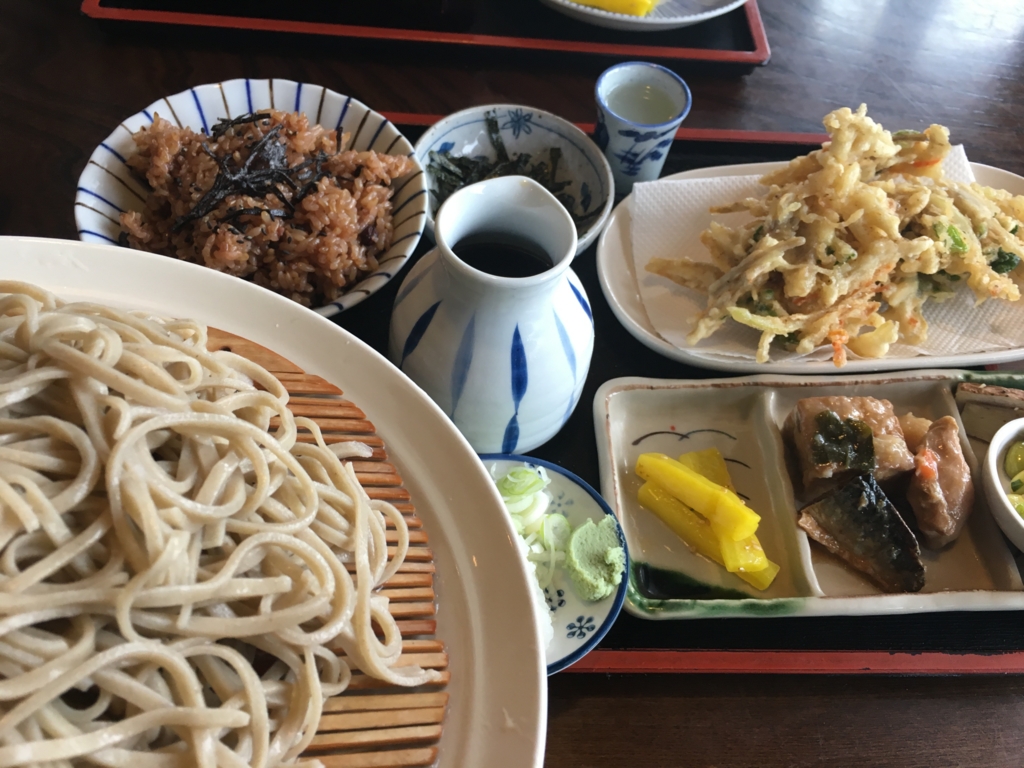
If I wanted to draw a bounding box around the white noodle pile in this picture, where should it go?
[0,282,439,767]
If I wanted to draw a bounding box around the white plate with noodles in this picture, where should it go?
[0,237,546,768]
[598,140,1024,374]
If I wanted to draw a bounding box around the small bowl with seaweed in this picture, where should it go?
[415,105,615,255]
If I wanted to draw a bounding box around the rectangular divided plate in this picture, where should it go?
[595,370,1024,620]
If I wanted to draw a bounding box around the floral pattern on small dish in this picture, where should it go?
[480,454,629,675]
[501,108,535,139]
[413,103,615,254]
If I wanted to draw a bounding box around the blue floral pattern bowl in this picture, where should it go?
[479,454,628,675]
[414,104,615,255]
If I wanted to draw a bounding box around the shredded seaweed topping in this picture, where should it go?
[809,410,875,474]
[170,113,355,234]
[426,110,602,234]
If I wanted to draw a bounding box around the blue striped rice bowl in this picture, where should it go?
[75,79,426,316]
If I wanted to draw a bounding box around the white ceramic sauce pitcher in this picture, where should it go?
[388,176,594,454]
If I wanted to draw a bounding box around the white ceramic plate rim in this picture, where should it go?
[412,103,615,254]
[0,236,545,767]
[74,78,426,318]
[597,160,1024,374]
[536,0,748,30]
[593,369,1024,620]
[478,454,628,674]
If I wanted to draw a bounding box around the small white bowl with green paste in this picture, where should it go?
[482,454,629,674]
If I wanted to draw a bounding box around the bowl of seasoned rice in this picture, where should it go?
[76,79,427,315]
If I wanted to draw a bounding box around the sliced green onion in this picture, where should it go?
[540,514,572,552]
[516,493,550,535]
[947,224,968,253]
[497,466,549,498]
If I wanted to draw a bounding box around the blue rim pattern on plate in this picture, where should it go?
[479,453,629,675]
[75,78,427,318]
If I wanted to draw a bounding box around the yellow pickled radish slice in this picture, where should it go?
[572,0,656,16]
[635,453,760,541]
[677,447,735,491]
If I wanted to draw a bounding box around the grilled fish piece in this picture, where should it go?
[798,473,925,593]
[907,415,975,549]
[786,396,915,490]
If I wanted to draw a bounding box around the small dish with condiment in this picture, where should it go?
[75,78,427,317]
[481,454,628,674]
[983,418,1024,552]
[414,105,614,255]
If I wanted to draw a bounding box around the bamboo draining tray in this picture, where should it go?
[208,329,449,768]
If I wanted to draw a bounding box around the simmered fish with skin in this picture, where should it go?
[786,396,915,489]
[798,473,925,593]
[907,415,975,548]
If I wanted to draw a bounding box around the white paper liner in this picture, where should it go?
[631,146,1024,364]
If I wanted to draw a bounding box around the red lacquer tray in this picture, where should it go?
[331,118,1024,676]
[80,0,770,73]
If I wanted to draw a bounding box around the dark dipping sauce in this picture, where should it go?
[452,232,552,278]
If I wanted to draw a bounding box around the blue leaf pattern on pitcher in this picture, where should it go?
[502,325,528,454]
[450,314,476,416]
[569,282,592,323]
[510,326,528,406]
[399,300,442,369]
[553,312,576,380]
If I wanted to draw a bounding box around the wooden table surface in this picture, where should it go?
[5,1,1024,766]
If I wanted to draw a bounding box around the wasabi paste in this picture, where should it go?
[565,517,626,601]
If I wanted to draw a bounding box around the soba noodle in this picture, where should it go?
[0,282,439,767]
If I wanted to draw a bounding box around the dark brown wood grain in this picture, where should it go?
[4,2,1024,765]
[2,0,1024,241]
[546,673,1024,768]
